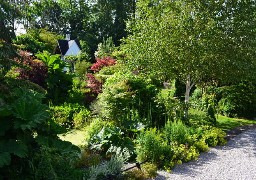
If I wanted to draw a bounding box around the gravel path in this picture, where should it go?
[156,127,256,180]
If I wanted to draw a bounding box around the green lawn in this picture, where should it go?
[59,129,87,147]
[217,115,256,131]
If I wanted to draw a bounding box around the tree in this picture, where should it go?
[0,0,23,42]
[14,28,63,54]
[122,0,256,119]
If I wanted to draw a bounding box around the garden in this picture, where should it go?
[1,0,256,180]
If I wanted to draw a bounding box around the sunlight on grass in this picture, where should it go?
[59,129,87,147]
[217,115,256,131]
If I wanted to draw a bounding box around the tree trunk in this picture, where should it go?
[184,75,194,121]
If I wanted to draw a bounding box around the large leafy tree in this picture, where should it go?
[122,0,256,119]
[88,0,136,48]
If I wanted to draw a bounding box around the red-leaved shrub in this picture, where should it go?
[90,56,116,72]
[16,51,48,88]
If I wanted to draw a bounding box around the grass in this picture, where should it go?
[217,115,256,131]
[59,129,87,147]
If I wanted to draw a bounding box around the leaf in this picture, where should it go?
[0,152,11,167]
[12,90,49,130]
[6,140,28,158]
[0,118,12,136]
[53,63,60,70]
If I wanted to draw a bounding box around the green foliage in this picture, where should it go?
[204,127,227,146]
[217,82,256,118]
[95,72,164,127]
[135,128,164,164]
[95,37,115,58]
[123,162,158,180]
[75,60,91,79]
[189,109,217,126]
[14,29,62,54]
[76,149,102,168]
[164,120,190,145]
[135,121,226,170]
[141,162,158,178]
[50,103,90,129]
[88,125,134,159]
[0,79,81,179]
[157,88,184,121]
[0,40,17,76]
[33,146,82,180]
[85,153,125,180]
[36,51,73,104]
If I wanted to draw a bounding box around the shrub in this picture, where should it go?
[189,109,217,126]
[217,82,256,118]
[36,51,73,104]
[141,162,158,178]
[135,128,164,164]
[73,108,91,127]
[75,60,91,79]
[123,169,146,180]
[157,88,184,121]
[0,81,81,179]
[91,56,116,72]
[76,149,102,168]
[88,125,134,159]
[50,103,90,129]
[95,72,164,128]
[164,120,190,145]
[123,163,158,180]
[15,50,48,88]
[204,127,227,146]
[85,153,125,180]
[171,144,199,164]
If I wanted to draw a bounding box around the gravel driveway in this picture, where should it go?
[156,127,256,180]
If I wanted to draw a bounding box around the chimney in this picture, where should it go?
[66,34,70,40]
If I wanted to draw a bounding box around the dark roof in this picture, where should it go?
[57,39,81,56]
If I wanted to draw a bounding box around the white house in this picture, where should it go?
[55,34,81,72]
[56,34,81,59]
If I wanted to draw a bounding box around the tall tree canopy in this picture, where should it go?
[122,0,256,118]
